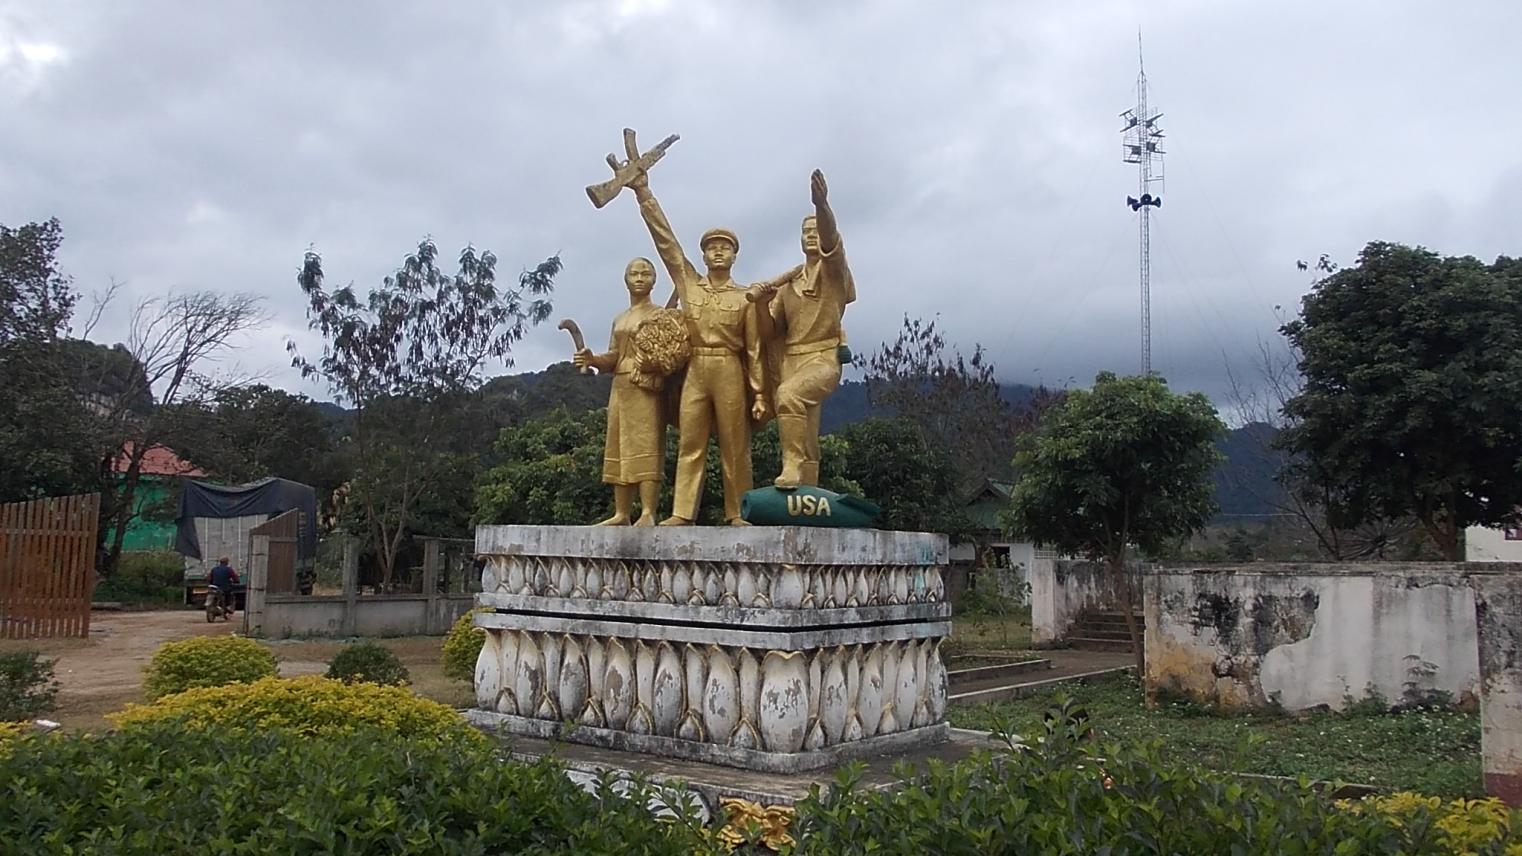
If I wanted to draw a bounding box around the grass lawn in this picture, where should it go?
[948,609,1032,651]
[950,673,1483,798]
[259,635,473,710]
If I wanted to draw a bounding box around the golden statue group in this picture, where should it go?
[568,129,855,527]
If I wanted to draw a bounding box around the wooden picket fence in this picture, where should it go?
[0,493,100,639]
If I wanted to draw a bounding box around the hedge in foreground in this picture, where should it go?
[141,635,278,700]
[6,691,1520,854]
[0,725,713,854]
[112,675,481,746]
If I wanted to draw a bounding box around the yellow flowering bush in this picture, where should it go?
[1341,791,1522,854]
[112,675,485,747]
[141,635,277,700]
[441,608,485,682]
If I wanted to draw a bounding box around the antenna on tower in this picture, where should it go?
[1121,31,1165,375]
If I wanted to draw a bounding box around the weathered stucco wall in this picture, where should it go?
[1145,565,1482,711]
[1473,572,1522,806]
[1466,526,1522,562]
[256,594,473,639]
[1031,560,1137,645]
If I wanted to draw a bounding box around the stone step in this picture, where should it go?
[1067,636,1138,653]
[1069,627,1134,641]
[947,658,1051,689]
[947,664,1134,706]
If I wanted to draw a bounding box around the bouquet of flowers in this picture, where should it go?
[629,309,691,391]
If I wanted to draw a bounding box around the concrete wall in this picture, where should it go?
[258,593,472,639]
[247,536,474,638]
[1473,571,1522,806]
[1031,560,1137,645]
[1144,564,1481,711]
[1466,526,1522,562]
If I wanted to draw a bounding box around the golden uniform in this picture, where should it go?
[768,242,854,486]
[638,194,762,522]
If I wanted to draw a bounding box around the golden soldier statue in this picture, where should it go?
[752,170,855,489]
[571,258,667,526]
[624,165,768,526]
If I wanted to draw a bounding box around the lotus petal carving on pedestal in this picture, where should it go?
[858,643,884,738]
[651,641,683,737]
[516,632,545,720]
[771,564,805,609]
[475,630,501,712]
[604,638,635,730]
[703,645,740,746]
[759,651,809,753]
[820,645,849,745]
[558,635,589,724]
[498,629,521,714]
[678,642,707,741]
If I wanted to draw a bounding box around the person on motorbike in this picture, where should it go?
[207,556,240,617]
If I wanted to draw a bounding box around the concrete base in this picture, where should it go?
[471,525,952,773]
[487,724,998,809]
[467,709,949,774]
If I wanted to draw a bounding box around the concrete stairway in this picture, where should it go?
[1066,609,1145,653]
[945,650,1134,706]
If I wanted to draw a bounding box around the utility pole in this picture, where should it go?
[1121,33,1165,375]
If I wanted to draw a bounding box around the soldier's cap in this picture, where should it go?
[699,228,739,252]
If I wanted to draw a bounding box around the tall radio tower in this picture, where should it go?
[1121,34,1165,375]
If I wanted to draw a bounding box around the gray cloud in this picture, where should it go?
[3,0,1520,413]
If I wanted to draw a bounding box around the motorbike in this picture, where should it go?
[204,584,233,622]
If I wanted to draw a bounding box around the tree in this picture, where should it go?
[0,219,99,502]
[95,291,266,575]
[859,315,1057,488]
[1278,242,1522,560]
[832,418,966,535]
[161,384,347,503]
[1004,372,1225,672]
[0,218,74,346]
[1223,256,1430,560]
[293,238,560,587]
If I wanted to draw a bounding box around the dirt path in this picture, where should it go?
[1,610,472,731]
[0,608,236,731]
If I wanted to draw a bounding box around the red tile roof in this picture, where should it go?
[112,443,206,477]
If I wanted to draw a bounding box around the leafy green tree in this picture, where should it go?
[1278,242,1522,559]
[293,239,560,586]
[476,408,609,526]
[0,219,96,502]
[833,418,965,535]
[1004,372,1224,671]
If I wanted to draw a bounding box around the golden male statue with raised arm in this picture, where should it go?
[623,166,765,526]
[752,169,856,490]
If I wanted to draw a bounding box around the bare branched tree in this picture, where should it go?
[92,291,267,575]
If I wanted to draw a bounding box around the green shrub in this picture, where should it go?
[325,641,410,686]
[95,550,184,604]
[441,608,485,682]
[0,724,717,853]
[0,651,58,721]
[791,708,1522,854]
[141,635,278,700]
[112,675,479,746]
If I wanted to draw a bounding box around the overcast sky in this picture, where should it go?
[4,1,1519,410]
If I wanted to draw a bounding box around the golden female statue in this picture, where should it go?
[573,258,667,526]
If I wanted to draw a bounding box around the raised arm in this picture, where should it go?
[628,171,699,308]
[811,170,840,254]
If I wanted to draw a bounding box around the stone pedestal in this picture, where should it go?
[469,525,951,773]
